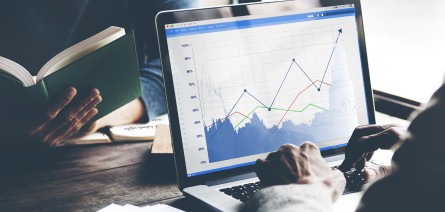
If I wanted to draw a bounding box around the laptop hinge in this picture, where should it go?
[205,172,257,187]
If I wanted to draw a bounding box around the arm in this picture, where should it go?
[243,123,406,211]
[356,83,445,212]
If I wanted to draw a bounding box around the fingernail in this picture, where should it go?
[66,88,76,98]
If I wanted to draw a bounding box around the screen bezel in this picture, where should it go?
[155,0,375,191]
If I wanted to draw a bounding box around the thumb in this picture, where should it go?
[364,165,391,181]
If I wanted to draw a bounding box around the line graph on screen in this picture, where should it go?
[192,27,358,162]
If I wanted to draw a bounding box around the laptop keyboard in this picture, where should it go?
[332,165,367,195]
[219,181,263,203]
[219,166,367,203]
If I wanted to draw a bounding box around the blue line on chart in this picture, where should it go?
[207,29,342,143]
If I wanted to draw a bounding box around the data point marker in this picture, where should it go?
[292,59,295,62]
[318,89,320,91]
[244,89,247,92]
[268,108,271,111]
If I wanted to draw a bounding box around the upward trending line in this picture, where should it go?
[270,28,342,109]
[207,29,343,143]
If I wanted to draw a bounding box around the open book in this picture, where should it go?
[0,26,142,124]
[58,114,170,146]
[110,114,169,141]
[0,27,125,86]
[59,132,112,146]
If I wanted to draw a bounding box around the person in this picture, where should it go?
[0,0,199,151]
[241,80,445,211]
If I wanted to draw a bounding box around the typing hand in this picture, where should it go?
[255,142,346,202]
[338,124,405,173]
[0,87,101,151]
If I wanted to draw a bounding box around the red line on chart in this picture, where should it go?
[272,80,330,133]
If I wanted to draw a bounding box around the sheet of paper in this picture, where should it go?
[122,204,144,211]
[141,204,184,212]
[96,203,123,212]
[97,203,183,212]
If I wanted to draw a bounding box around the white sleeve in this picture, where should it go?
[240,184,333,212]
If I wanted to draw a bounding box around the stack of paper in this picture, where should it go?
[97,203,183,212]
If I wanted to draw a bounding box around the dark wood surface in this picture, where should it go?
[0,142,212,212]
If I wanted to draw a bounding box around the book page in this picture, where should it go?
[0,56,35,86]
[36,26,125,83]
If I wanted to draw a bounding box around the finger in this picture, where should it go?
[300,142,320,155]
[365,152,374,161]
[269,149,299,183]
[359,127,404,151]
[362,127,404,150]
[354,156,367,171]
[339,126,387,171]
[300,142,329,169]
[77,120,99,134]
[350,124,400,141]
[364,165,391,181]
[46,96,100,147]
[42,89,100,134]
[255,159,287,187]
[354,152,374,171]
[339,155,364,172]
[49,107,99,147]
[33,87,77,127]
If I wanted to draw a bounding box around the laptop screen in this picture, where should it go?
[163,4,369,177]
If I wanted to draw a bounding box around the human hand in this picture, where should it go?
[255,142,346,202]
[77,98,145,135]
[338,124,405,172]
[0,87,101,151]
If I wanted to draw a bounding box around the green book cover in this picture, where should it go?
[0,32,142,125]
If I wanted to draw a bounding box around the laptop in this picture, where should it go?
[155,0,376,211]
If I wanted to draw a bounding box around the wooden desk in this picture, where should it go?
[0,142,212,212]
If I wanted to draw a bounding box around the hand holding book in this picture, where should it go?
[0,87,101,151]
[0,26,143,149]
